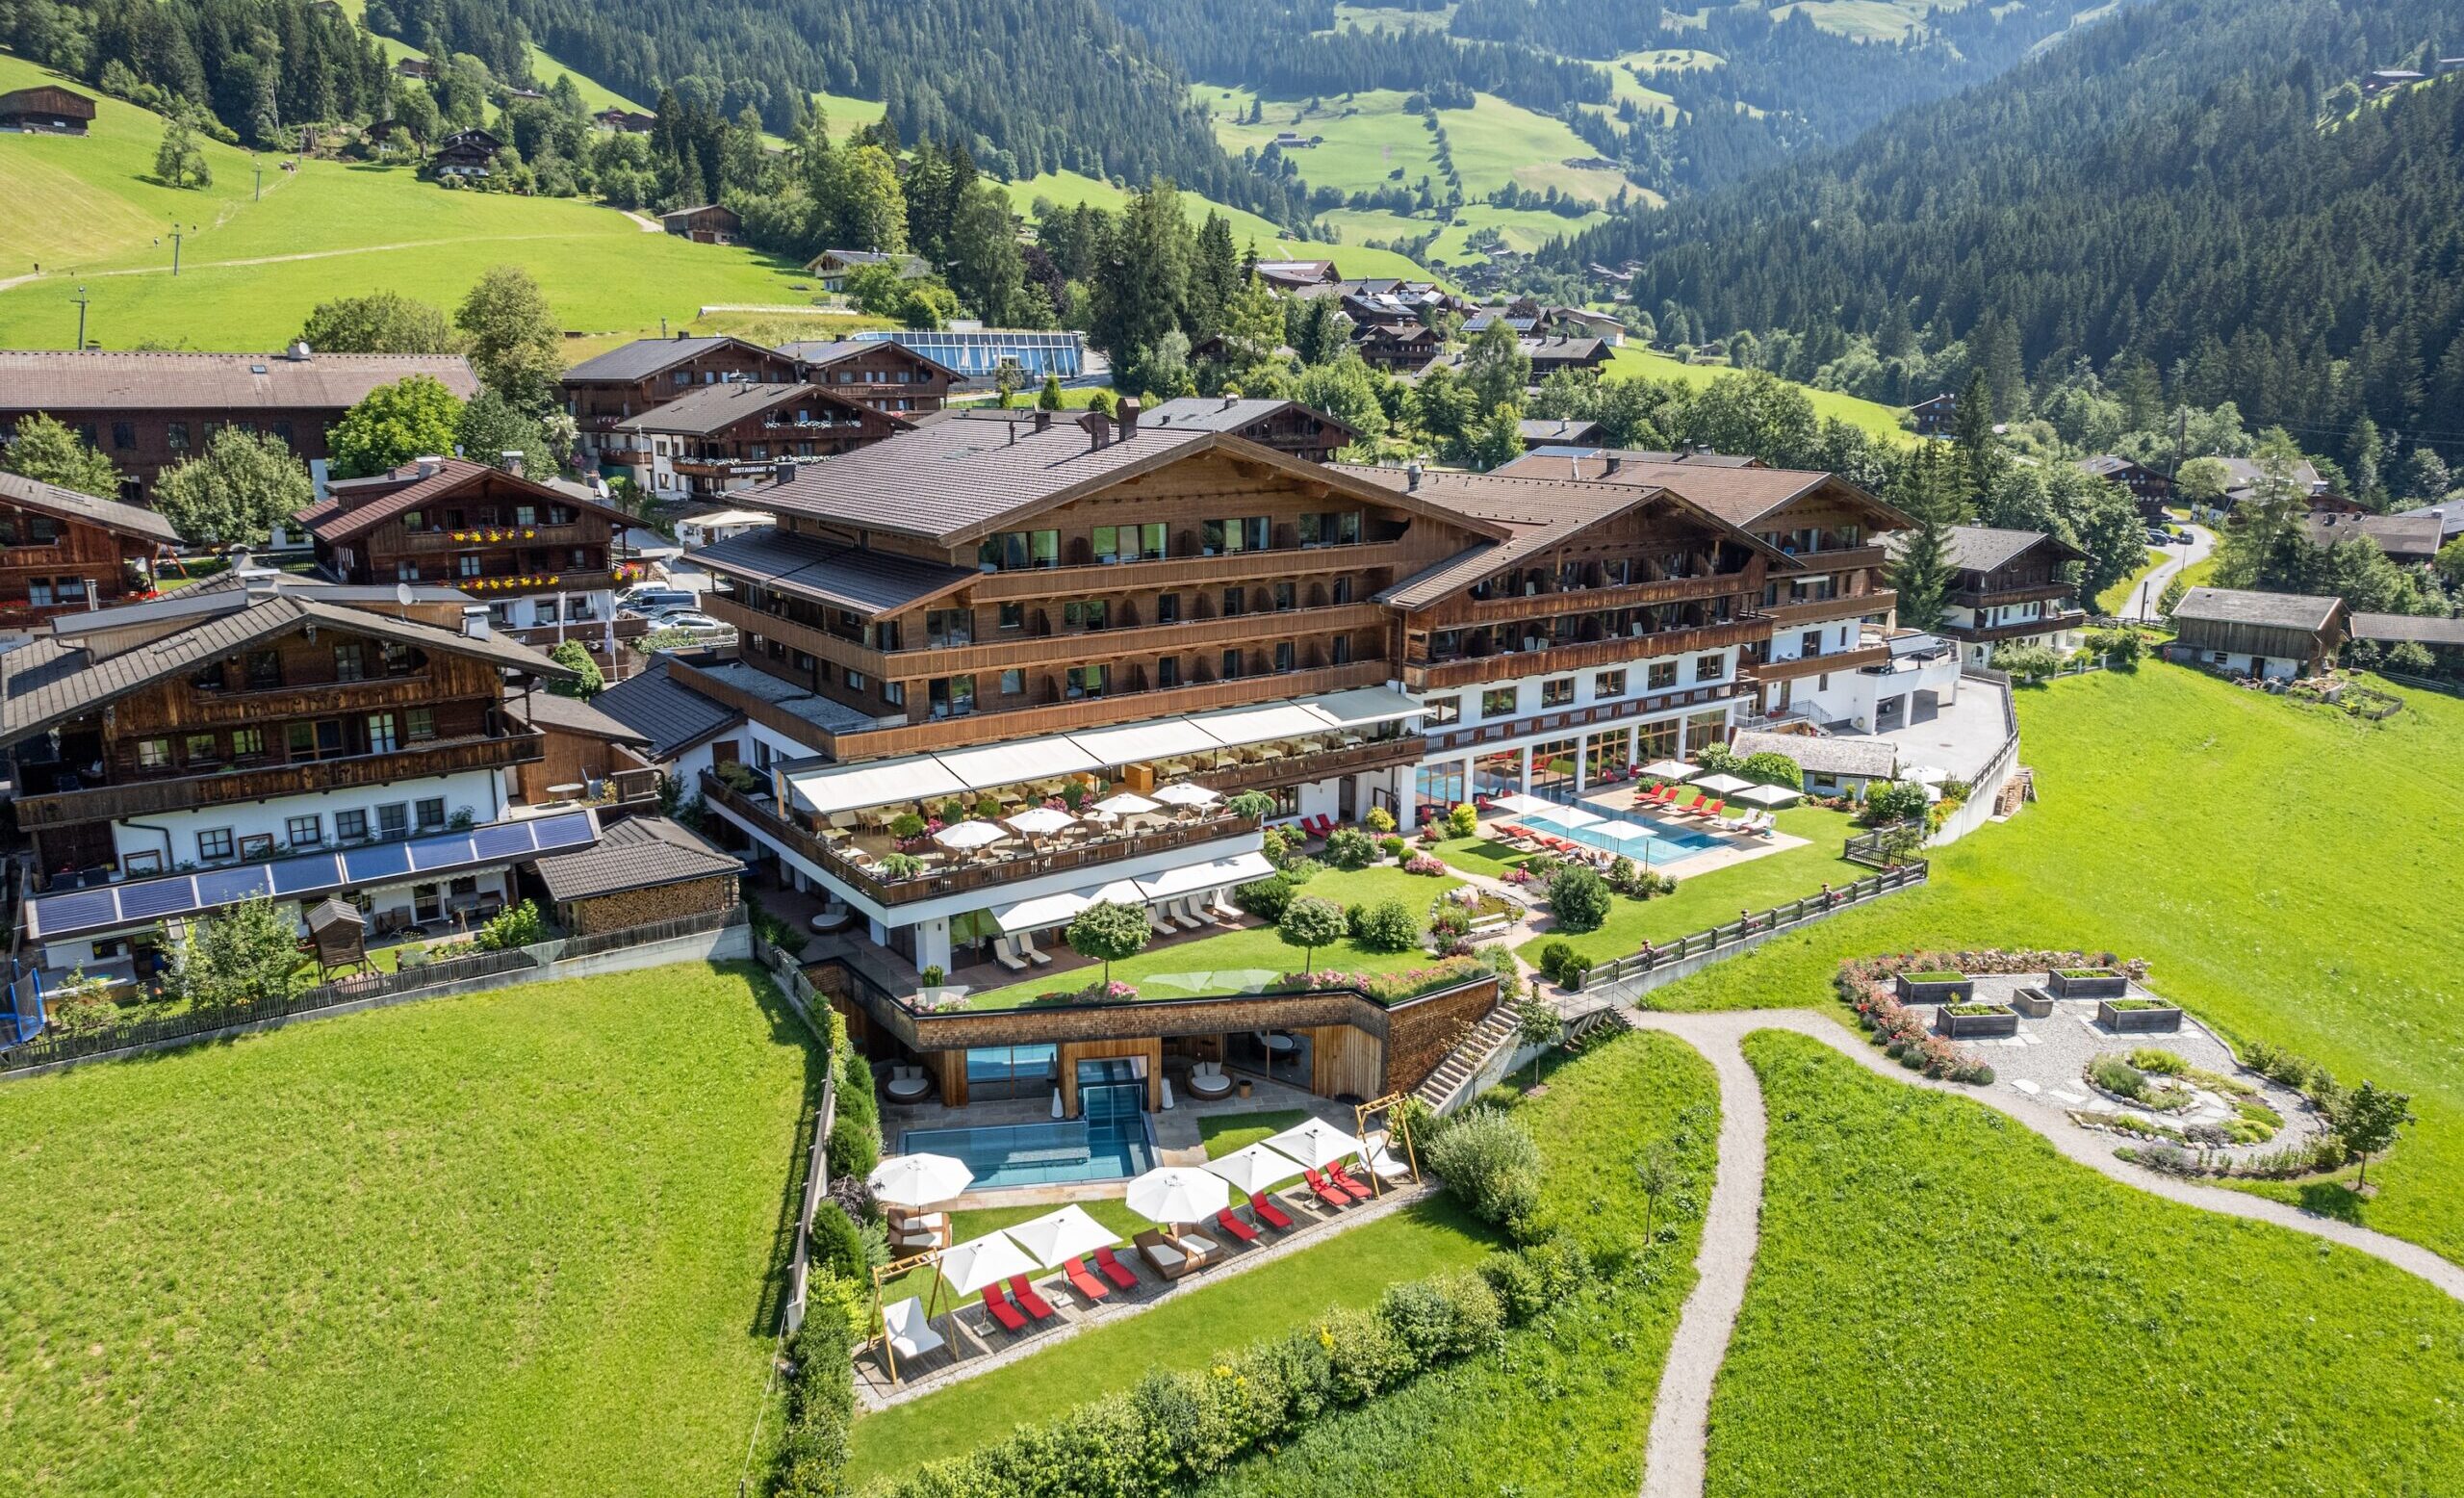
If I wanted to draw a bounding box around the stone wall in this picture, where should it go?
[564,874,737,936]
[1383,977,1502,1095]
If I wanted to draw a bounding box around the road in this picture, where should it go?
[2121,522,2213,621]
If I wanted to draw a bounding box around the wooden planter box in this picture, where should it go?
[1935,1004,2019,1039]
[2097,998,2182,1033]
[2010,987,2056,1019]
[1895,972,1974,1004]
[2047,969,2128,998]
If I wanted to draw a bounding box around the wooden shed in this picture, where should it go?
[2167,587,2348,680]
[0,85,96,135]
[304,897,370,976]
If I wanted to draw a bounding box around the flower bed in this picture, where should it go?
[2047,967,2128,998]
[1284,955,1491,1004]
[1893,970,1975,1004]
[2098,996,2181,1033]
[1833,960,1995,1086]
[1935,1002,2019,1039]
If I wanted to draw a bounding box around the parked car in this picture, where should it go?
[647,611,725,632]
[2146,529,2175,546]
[618,587,697,617]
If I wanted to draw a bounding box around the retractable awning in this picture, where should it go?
[989,889,1092,933]
[785,754,968,815]
[1302,685,1429,729]
[1136,851,1275,900]
[1066,717,1225,763]
[935,737,1102,788]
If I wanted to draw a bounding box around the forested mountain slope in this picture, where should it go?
[1558,0,2464,457]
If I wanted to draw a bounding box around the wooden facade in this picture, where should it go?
[660,204,741,244]
[0,497,163,630]
[310,461,631,605]
[627,385,908,499]
[0,85,95,134]
[797,344,955,415]
[562,337,804,449]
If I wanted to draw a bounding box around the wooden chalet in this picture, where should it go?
[562,335,804,475]
[1139,396,1356,463]
[1251,260,1339,294]
[0,470,180,633]
[0,85,95,135]
[430,128,501,177]
[2302,510,2444,565]
[1352,322,1444,374]
[661,203,741,245]
[2078,454,2172,517]
[1522,334,1612,376]
[777,339,958,416]
[614,382,912,499]
[593,107,655,133]
[1922,525,2088,666]
[1909,391,1958,436]
[803,249,929,293]
[2167,588,2348,680]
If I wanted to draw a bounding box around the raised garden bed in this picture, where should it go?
[2098,996,2182,1033]
[2008,987,2056,1019]
[1934,1002,2019,1039]
[1894,970,1974,1004]
[2047,968,2128,998]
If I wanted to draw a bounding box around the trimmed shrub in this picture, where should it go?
[1235,875,1296,922]
[1448,802,1479,839]
[1537,939,1575,983]
[1546,865,1611,932]
[1378,835,1409,861]
[1324,826,1375,869]
[1364,805,1397,834]
[1281,856,1325,885]
[1377,1271,1502,1361]
[772,1284,857,1497]
[1355,896,1424,952]
[808,1201,871,1283]
[1738,750,1803,789]
[1424,1107,1543,1234]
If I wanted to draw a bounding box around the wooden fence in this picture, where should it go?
[1573,856,1928,994]
[782,1074,838,1337]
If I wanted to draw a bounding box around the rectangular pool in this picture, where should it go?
[1526,809,1722,866]
[901,1062,1155,1188]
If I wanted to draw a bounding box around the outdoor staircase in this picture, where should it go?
[1998,767,2035,814]
[1413,1003,1523,1113]
[1561,1003,1639,1052]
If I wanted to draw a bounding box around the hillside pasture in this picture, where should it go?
[1604,344,1911,442]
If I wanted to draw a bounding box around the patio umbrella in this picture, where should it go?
[1638,759,1697,782]
[1150,783,1221,807]
[1596,821,1659,843]
[1543,803,1604,828]
[1006,806,1076,837]
[1004,1204,1122,1270]
[1735,783,1801,809]
[934,819,1009,851]
[868,1152,973,1207]
[936,1230,1041,1310]
[1261,1116,1367,1172]
[1489,791,1557,817]
[1204,1142,1306,1196]
[1093,791,1160,816]
[1125,1166,1231,1227]
[1692,772,1755,797]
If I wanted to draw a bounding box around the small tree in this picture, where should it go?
[1993,642,2063,683]
[454,265,565,412]
[1,413,119,497]
[992,359,1024,408]
[161,894,302,1012]
[329,374,465,478]
[1545,865,1611,933]
[1513,995,1559,1085]
[1448,802,1479,839]
[1038,373,1065,410]
[1278,894,1348,971]
[153,426,313,547]
[2334,1081,2415,1190]
[155,116,211,189]
[1632,1142,1678,1250]
[1066,900,1150,985]
[547,640,603,698]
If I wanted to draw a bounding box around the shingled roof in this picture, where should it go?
[1938,525,2089,574]
[592,659,742,760]
[300,456,633,545]
[2169,587,2344,632]
[561,335,782,383]
[1141,397,1357,444]
[530,815,743,903]
[0,349,477,410]
[615,380,901,438]
[1728,729,1897,781]
[1492,452,1903,531]
[684,527,975,616]
[0,469,179,545]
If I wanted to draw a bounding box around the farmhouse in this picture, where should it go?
[593,107,656,133]
[2301,510,2444,565]
[1908,391,1958,436]
[0,470,180,634]
[0,346,480,502]
[1352,321,1446,374]
[0,84,95,135]
[611,381,911,498]
[2077,453,2172,516]
[805,248,930,293]
[1909,525,2088,667]
[2165,587,2348,680]
[562,334,803,478]
[430,128,501,178]
[659,203,742,245]
[1141,396,1357,463]
[776,339,958,415]
[1251,259,1339,293]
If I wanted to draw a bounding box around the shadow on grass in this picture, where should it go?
[2292,1177,2369,1225]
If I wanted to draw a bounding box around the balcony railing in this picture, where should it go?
[1403,618,1767,690]
[12,730,547,830]
[1771,543,1886,573]
[1420,684,1743,755]
[1744,644,1891,681]
[1764,589,1895,626]
[964,540,1407,600]
[1941,609,2086,644]
[1949,581,2074,608]
[701,771,1263,907]
[1424,571,1746,626]
[1171,733,1424,794]
[827,662,1393,760]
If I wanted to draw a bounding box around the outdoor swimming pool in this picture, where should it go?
[900,1060,1156,1188]
[1524,807,1724,866]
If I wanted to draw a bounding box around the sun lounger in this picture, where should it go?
[1092,1245,1140,1289]
[1006,1274,1059,1320]
[1015,930,1053,966]
[991,935,1031,973]
[1697,799,1724,820]
[1363,1142,1414,1183]
[882,1296,946,1365]
[978,1281,1031,1333]
[1187,1060,1233,1099]
[1214,1207,1262,1244]
[1327,1162,1375,1200]
[1249,1191,1296,1230]
[1147,907,1176,937]
[1302,1168,1352,1208]
[1135,1228,1199,1279]
[1211,890,1243,921]
[1064,1254,1111,1302]
[1169,899,1205,931]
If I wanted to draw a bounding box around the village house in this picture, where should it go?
[660,204,742,245]
[0,84,95,135]
[0,346,480,502]
[1906,525,2088,666]
[612,382,912,499]
[2077,454,2173,517]
[1909,391,1958,436]
[0,470,180,635]
[775,339,959,416]
[2202,455,2330,513]
[561,334,804,479]
[1138,396,1357,463]
[804,249,930,294]
[593,107,656,133]
[2301,510,2443,566]
[2165,587,2348,680]
[1250,260,1339,294]
[1517,417,1607,448]
[429,128,501,178]
[1352,322,1447,374]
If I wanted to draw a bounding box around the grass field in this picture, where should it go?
[1194,1029,1722,1496]
[0,962,820,1497]
[1428,201,1612,260]
[1197,85,1637,210]
[1604,344,1912,443]
[960,864,1465,1010]
[997,168,1442,282]
[1710,1031,2464,1495]
[1648,665,2464,1264]
[1626,47,1727,73]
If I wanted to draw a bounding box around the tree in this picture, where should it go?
[329,375,466,478]
[153,427,313,548]
[1512,995,1559,1085]
[154,116,211,189]
[1278,895,1348,972]
[1993,642,2063,683]
[1467,400,1526,471]
[1,414,119,497]
[1065,900,1150,986]
[454,266,564,413]
[547,640,604,699]
[2332,1081,2414,1190]
[1886,442,1962,631]
[1463,319,1531,414]
[1632,1142,1679,1250]
[1545,865,1610,933]
[162,894,302,1012]
[455,391,553,478]
[1087,180,1192,390]
[1293,355,1389,439]
[2398,446,2451,503]
[298,293,460,354]
[2174,455,2232,512]
[1037,373,1065,411]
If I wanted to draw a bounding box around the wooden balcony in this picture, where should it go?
[11,731,546,830]
[1940,610,2087,645]
[963,541,1406,601]
[831,662,1394,759]
[701,771,1264,908]
[388,523,603,554]
[1949,581,2074,608]
[1402,618,1768,690]
[1420,684,1745,756]
[1414,571,1746,627]
[1772,543,1886,574]
[1764,590,1894,627]
[1744,644,1891,683]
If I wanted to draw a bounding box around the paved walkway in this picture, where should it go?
[1621,1006,2464,1498]
[2122,524,2214,622]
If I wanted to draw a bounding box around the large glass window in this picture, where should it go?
[1683,710,1729,755]
[929,675,976,718]
[1297,510,1362,547]
[1201,516,1271,555]
[1541,677,1575,708]
[1638,717,1681,763]
[965,1044,1057,1101]
[1424,695,1461,726]
[1528,738,1580,797]
[926,608,973,647]
[1480,686,1519,719]
[1092,523,1166,563]
[1065,664,1107,699]
[978,529,1059,570]
[1415,761,1466,820]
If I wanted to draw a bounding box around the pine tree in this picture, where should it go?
[1951,371,1997,515]
[1887,443,1962,633]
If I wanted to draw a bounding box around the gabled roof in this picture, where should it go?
[2349,611,2464,646]
[531,815,743,903]
[616,381,901,437]
[1141,397,1357,444]
[1938,525,2089,574]
[1729,729,1896,780]
[684,526,976,615]
[2302,511,2443,557]
[2077,453,2157,478]
[1516,418,1604,445]
[561,335,786,384]
[513,688,652,744]
[592,659,742,760]
[300,456,634,545]
[0,592,570,744]
[776,338,963,381]
[744,421,1502,548]
[2169,587,2344,632]
[0,469,178,545]
[1492,452,1905,532]
[0,349,477,411]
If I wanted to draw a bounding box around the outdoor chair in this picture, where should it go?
[1092,1246,1141,1290]
[1015,931,1054,966]
[1214,1208,1262,1245]
[1301,1169,1352,1208]
[1186,1061,1233,1099]
[1168,899,1205,931]
[1063,1255,1111,1302]
[1696,799,1725,821]
[884,1066,932,1103]
[1134,1228,1200,1279]
[882,1297,946,1364]
[992,936,1031,972]
[1249,1191,1296,1230]
[1006,1275,1059,1320]
[1147,907,1177,938]
[1327,1162,1375,1200]
[1363,1142,1413,1183]
[978,1281,1031,1333]
[1211,890,1244,921]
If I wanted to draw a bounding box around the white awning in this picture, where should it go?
[785,754,967,815]
[1137,851,1275,900]
[1068,717,1226,764]
[1186,701,1336,748]
[1303,685,1428,728]
[990,889,1091,933]
[1087,879,1148,906]
[935,737,1102,789]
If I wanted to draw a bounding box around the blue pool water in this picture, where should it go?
[901,1061,1155,1188]
[1524,807,1722,866]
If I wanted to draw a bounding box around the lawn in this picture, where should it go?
[1197,1107,1311,1156]
[1647,664,2464,1263]
[959,863,1466,1010]
[2097,545,2167,614]
[841,1194,1496,1487]
[0,961,822,1497]
[1604,343,1912,444]
[1709,1031,2464,1495]
[1192,1028,1723,1496]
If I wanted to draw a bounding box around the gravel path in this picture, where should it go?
[1623,1006,2464,1498]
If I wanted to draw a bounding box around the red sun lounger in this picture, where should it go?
[979,1281,1030,1333]
[1327,1162,1374,1200]
[1249,1192,1296,1230]
[1007,1274,1059,1320]
[1064,1255,1111,1302]
[1092,1245,1140,1289]
[1215,1208,1262,1244]
[1303,1168,1352,1208]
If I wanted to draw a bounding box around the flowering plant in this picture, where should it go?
[1402,853,1448,876]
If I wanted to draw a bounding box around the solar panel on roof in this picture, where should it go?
[271,856,339,895]
[527,813,596,852]
[409,833,477,870]
[117,879,199,921]
[341,843,412,884]
[195,866,272,907]
[29,888,120,939]
[469,822,533,861]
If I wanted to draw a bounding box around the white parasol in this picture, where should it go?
[1735,783,1802,808]
[1150,783,1222,807]
[933,819,1009,851]
[1261,1116,1367,1172]
[1006,806,1077,836]
[1125,1165,1231,1227]
[937,1231,1041,1299]
[1638,759,1698,781]
[867,1152,973,1207]
[1002,1204,1121,1270]
[1093,791,1161,816]
[1691,773,1755,797]
[1204,1142,1306,1196]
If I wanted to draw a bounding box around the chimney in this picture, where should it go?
[1604,453,1622,476]
[1221,392,1239,410]
[772,460,795,486]
[1117,399,1141,439]
[497,449,524,478]
[241,567,282,602]
[285,340,312,362]
[414,454,445,479]
[462,605,491,639]
[1405,461,1423,491]
[1082,411,1113,451]
[1032,409,1052,433]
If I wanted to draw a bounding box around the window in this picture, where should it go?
[998,602,1025,632]
[166,421,189,452]
[1201,516,1271,555]
[27,516,58,545]
[1000,668,1025,695]
[184,732,218,764]
[1331,635,1351,664]
[365,713,398,753]
[197,828,234,862]
[925,608,972,647]
[1480,686,1519,719]
[381,641,416,677]
[285,814,323,847]
[1332,576,1354,605]
[1273,641,1295,673]
[1063,599,1108,631]
[1694,654,1724,683]
[1648,659,1678,691]
[405,708,435,742]
[335,809,369,842]
[1221,649,1244,680]
[1541,677,1576,708]
[230,727,265,760]
[1156,592,1180,623]
[1297,510,1362,547]
[1065,664,1108,699]
[515,504,537,527]
[845,668,867,690]
[1221,586,1245,617]
[1092,523,1166,563]
[397,560,422,582]
[377,803,408,839]
[882,681,905,708]
[1424,695,1461,726]
[51,576,83,604]
[415,797,447,831]
[26,580,50,607]
[1596,669,1628,699]
[137,737,170,770]
[111,421,135,450]
[1157,656,1180,688]
[1272,581,1295,611]
[333,642,365,682]
[457,554,483,579]
[928,675,976,718]
[978,529,1059,570]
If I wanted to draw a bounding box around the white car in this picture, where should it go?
[650,611,726,633]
